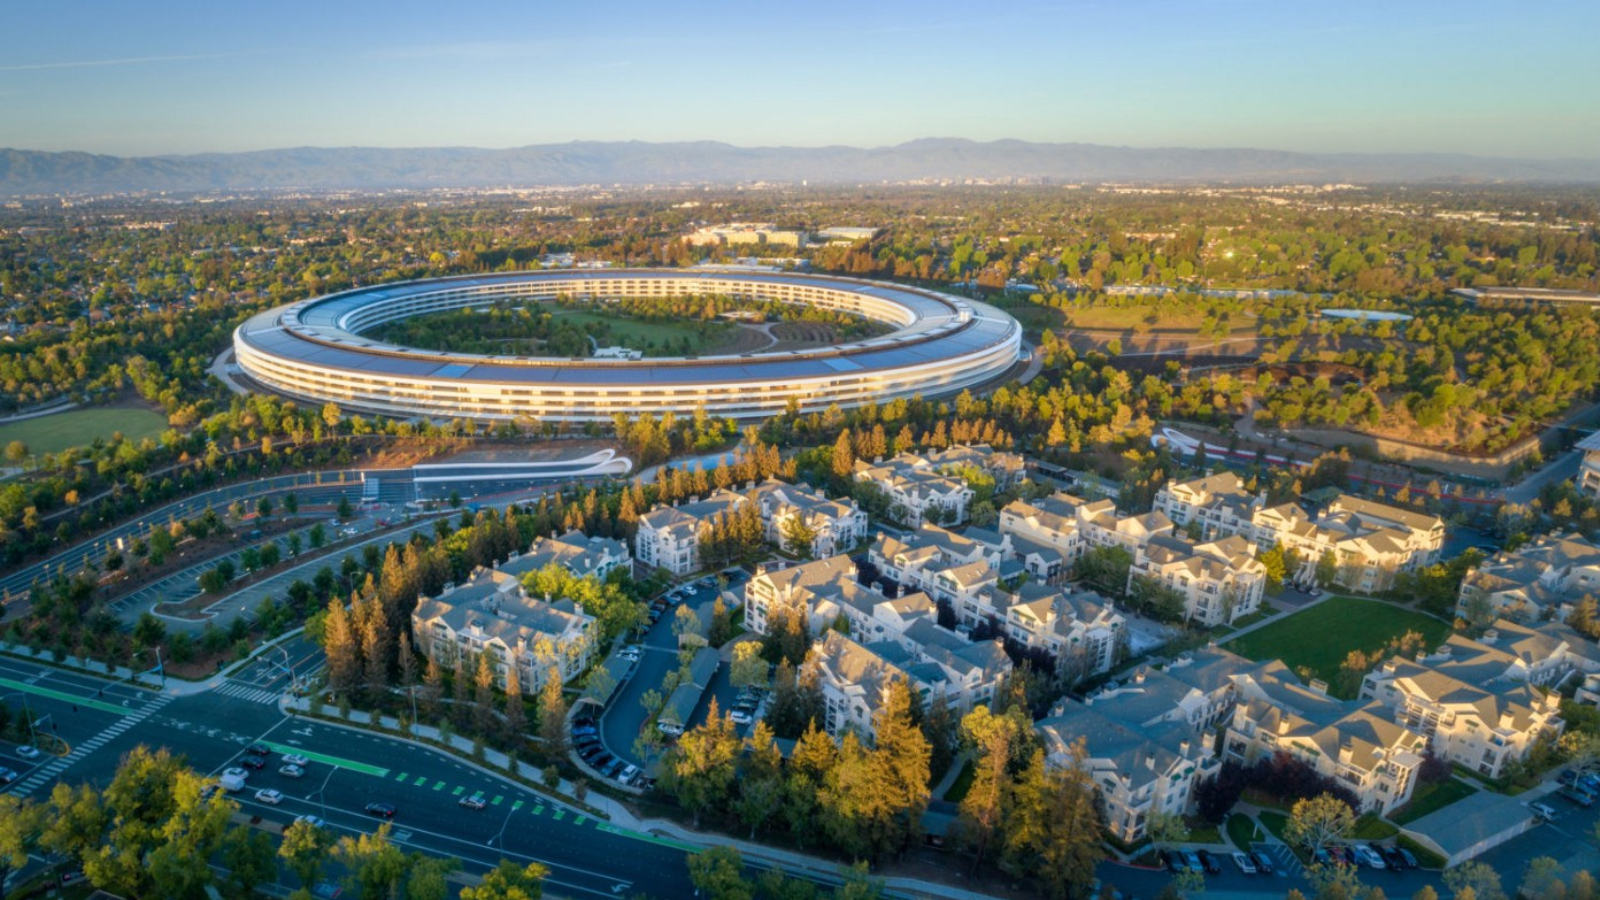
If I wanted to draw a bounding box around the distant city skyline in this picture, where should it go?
[3,0,1597,159]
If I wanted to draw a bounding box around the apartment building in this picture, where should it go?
[1155,470,1261,539]
[1579,431,1600,501]
[1456,532,1600,623]
[1129,534,1267,627]
[412,567,596,693]
[1360,627,1569,780]
[498,530,631,582]
[747,478,869,558]
[1224,670,1425,815]
[853,452,978,526]
[1004,582,1126,679]
[635,490,748,575]
[923,443,1028,491]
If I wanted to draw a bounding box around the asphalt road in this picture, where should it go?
[0,652,700,900]
[0,470,372,603]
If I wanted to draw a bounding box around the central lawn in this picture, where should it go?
[1222,597,1452,697]
[551,309,738,355]
[1390,779,1478,825]
[0,406,168,457]
[1226,813,1261,849]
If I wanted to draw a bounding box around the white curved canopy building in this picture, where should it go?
[233,270,1023,422]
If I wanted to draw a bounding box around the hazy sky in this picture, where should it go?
[3,0,1596,158]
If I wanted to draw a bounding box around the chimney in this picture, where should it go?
[1133,667,1147,684]
[1309,678,1329,696]
[1480,628,1499,645]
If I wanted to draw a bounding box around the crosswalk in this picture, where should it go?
[214,682,282,705]
[9,695,173,798]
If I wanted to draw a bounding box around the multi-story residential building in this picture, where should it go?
[868,524,1002,595]
[1129,534,1267,627]
[999,494,1088,580]
[1154,475,1444,593]
[1225,681,1426,815]
[743,554,869,637]
[1456,532,1600,623]
[1579,431,1600,501]
[498,530,631,582]
[1360,629,1568,779]
[412,567,596,693]
[635,490,748,575]
[805,619,1012,743]
[924,443,1028,491]
[747,478,869,558]
[853,452,977,526]
[1155,471,1261,539]
[1037,703,1218,843]
[1004,582,1126,679]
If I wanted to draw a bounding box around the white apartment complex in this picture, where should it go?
[499,530,631,582]
[635,490,748,575]
[1578,431,1600,501]
[747,478,869,558]
[1130,534,1267,627]
[412,566,596,694]
[1155,473,1444,593]
[1456,532,1600,623]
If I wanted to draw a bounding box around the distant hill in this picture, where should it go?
[3,139,1599,194]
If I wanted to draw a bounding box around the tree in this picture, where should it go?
[659,700,742,826]
[1315,550,1339,587]
[538,666,568,758]
[737,722,785,838]
[284,492,299,515]
[831,430,856,488]
[1145,812,1191,857]
[1001,746,1102,900]
[730,640,768,690]
[461,859,548,900]
[407,855,461,900]
[1306,861,1367,900]
[780,515,818,558]
[957,705,1024,872]
[221,825,277,897]
[1519,858,1567,900]
[505,663,527,740]
[859,679,930,857]
[687,847,751,900]
[333,824,409,900]
[3,441,27,464]
[280,819,334,888]
[1284,793,1355,853]
[0,795,43,900]
[1444,861,1507,900]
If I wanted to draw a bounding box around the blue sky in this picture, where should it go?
[3,0,1596,158]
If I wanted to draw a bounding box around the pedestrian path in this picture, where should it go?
[215,682,281,704]
[9,694,173,797]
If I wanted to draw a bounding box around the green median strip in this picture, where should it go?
[597,823,699,852]
[258,741,389,778]
[0,677,130,716]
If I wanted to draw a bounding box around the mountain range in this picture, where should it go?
[3,139,1599,194]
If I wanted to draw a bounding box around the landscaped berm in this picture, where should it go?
[1222,596,1452,697]
[0,406,168,458]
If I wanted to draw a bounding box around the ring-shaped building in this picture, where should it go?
[233,269,1023,422]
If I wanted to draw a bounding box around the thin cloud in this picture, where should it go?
[0,52,240,73]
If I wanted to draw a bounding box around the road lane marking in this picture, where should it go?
[0,676,130,715]
[257,740,389,777]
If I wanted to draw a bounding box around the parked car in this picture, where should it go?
[279,764,305,778]
[1313,847,1334,866]
[199,784,221,801]
[240,754,267,769]
[295,814,326,829]
[619,764,639,784]
[1249,851,1274,874]
[1559,786,1596,807]
[1232,852,1257,875]
[459,794,487,810]
[1531,802,1559,822]
[730,710,753,725]
[1382,845,1410,870]
[246,743,271,755]
[282,753,310,767]
[16,746,39,759]
[1396,848,1419,869]
[1196,849,1221,874]
[1163,851,1185,874]
[1355,845,1386,869]
[254,789,283,804]
[0,767,17,785]
[365,802,396,819]
[1183,851,1205,874]
[590,753,614,770]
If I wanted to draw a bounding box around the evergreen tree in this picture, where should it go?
[473,651,497,736]
[323,597,362,699]
[659,699,742,827]
[861,679,931,857]
[504,663,526,741]
[538,666,568,759]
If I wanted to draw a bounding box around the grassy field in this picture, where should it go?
[551,310,748,356]
[1390,779,1478,825]
[1226,813,1262,849]
[1223,597,1452,697]
[0,406,168,457]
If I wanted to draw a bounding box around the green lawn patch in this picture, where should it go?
[1351,814,1399,840]
[0,406,167,458]
[1225,813,1261,849]
[1184,818,1222,844]
[1257,811,1290,842]
[942,759,976,802]
[1389,779,1478,825]
[1222,596,1451,697]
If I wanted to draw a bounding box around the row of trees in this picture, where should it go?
[0,745,546,900]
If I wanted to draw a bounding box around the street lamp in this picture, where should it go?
[313,765,339,819]
[488,801,518,847]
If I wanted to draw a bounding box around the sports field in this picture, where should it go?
[1222,597,1451,696]
[0,406,168,457]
